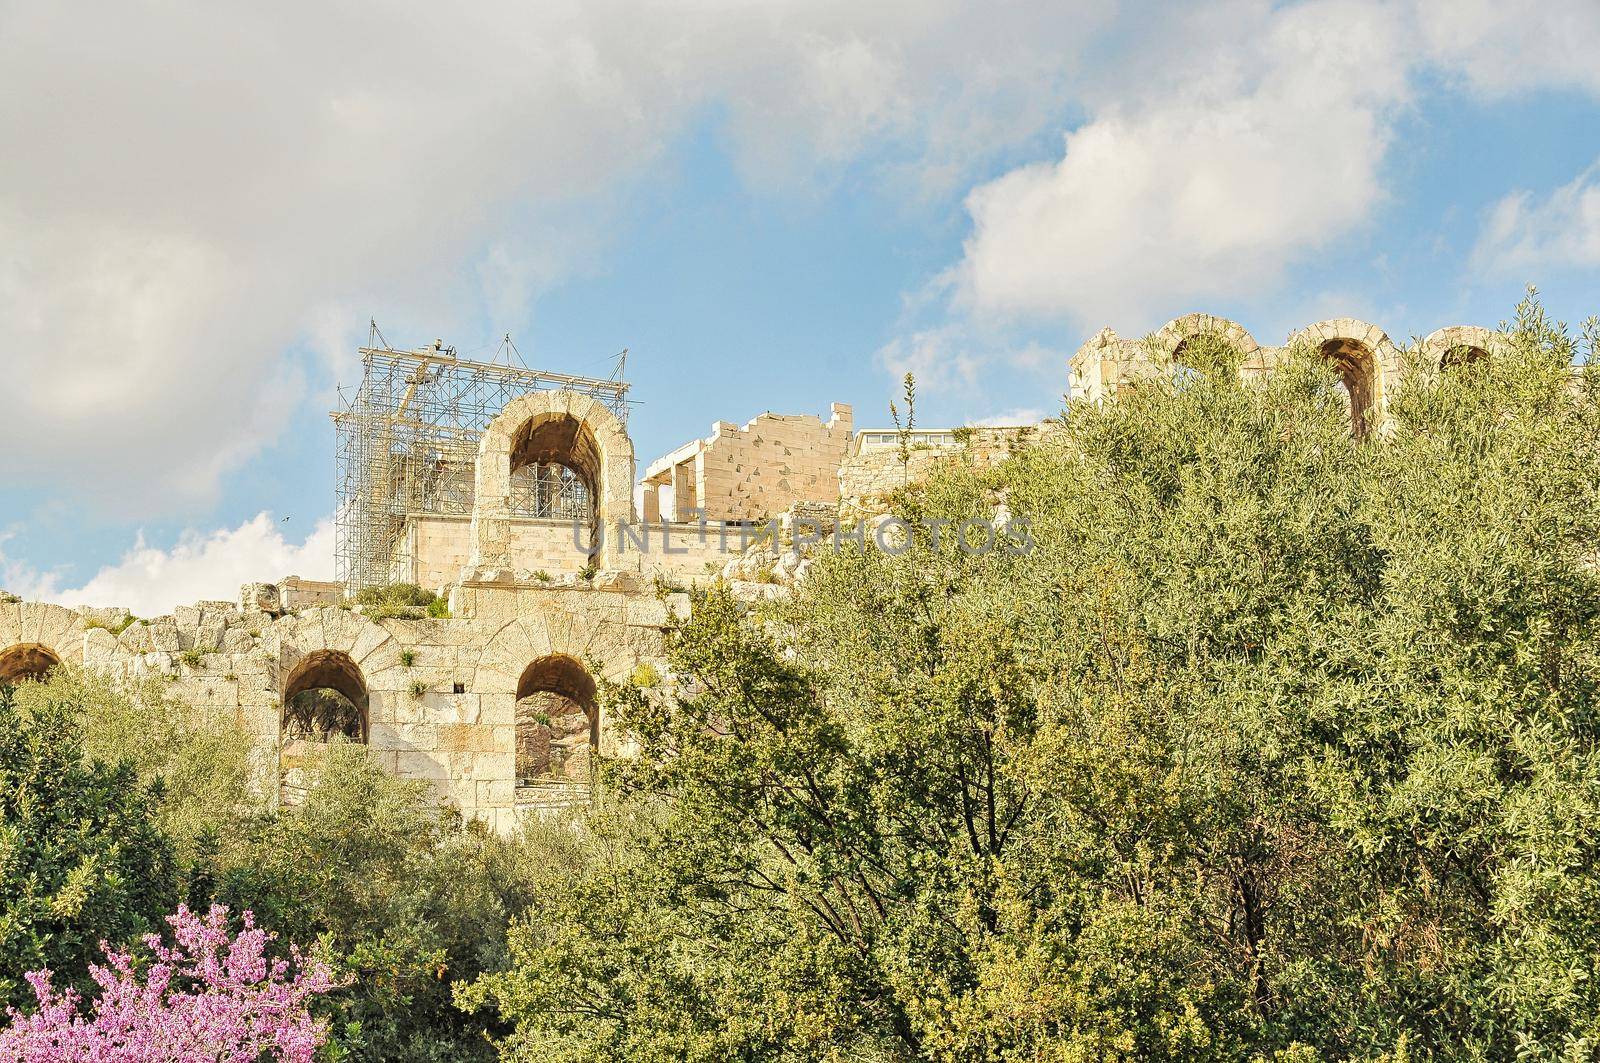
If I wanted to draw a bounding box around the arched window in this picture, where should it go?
[1319,338,1378,438]
[515,654,597,783]
[1440,344,1489,369]
[0,643,61,685]
[282,649,369,743]
[509,461,593,521]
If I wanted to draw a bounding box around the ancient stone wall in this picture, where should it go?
[838,425,1051,515]
[397,515,597,592]
[1069,313,1510,438]
[0,583,672,835]
[640,404,852,523]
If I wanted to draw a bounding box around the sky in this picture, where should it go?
[2,0,1599,616]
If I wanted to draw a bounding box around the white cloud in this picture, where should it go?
[1472,160,1600,274]
[0,0,1113,517]
[971,407,1048,427]
[876,325,984,393]
[956,0,1411,331]
[1413,0,1600,98]
[5,514,333,618]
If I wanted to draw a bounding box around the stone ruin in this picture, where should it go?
[0,314,1513,831]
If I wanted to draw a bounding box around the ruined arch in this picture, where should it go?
[0,643,61,684]
[1154,313,1260,373]
[508,410,600,522]
[471,390,635,570]
[1293,319,1399,439]
[1424,325,1505,369]
[515,653,598,783]
[282,648,369,742]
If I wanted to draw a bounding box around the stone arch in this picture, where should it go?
[471,390,635,570]
[1423,325,1505,369]
[282,648,370,742]
[1292,319,1399,438]
[515,653,598,783]
[0,643,61,684]
[1154,313,1260,371]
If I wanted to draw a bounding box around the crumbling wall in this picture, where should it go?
[641,403,852,523]
[838,425,1049,516]
[0,584,670,835]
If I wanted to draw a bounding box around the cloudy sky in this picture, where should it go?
[3,0,1598,615]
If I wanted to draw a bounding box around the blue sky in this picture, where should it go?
[3,0,1599,615]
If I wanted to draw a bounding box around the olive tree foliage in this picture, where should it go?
[467,296,1600,1061]
[7,666,262,863]
[0,682,177,1012]
[207,743,543,1062]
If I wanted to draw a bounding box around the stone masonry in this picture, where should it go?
[2,313,1515,832]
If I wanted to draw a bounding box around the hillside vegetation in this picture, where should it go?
[6,297,1600,1060]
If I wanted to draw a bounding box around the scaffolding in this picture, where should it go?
[333,326,631,593]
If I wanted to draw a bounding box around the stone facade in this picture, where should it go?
[394,515,597,592]
[1070,313,1510,438]
[471,390,636,571]
[639,404,852,523]
[0,585,671,835]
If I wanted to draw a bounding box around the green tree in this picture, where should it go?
[0,683,176,1010]
[209,743,538,1061]
[468,297,1600,1060]
[9,666,261,868]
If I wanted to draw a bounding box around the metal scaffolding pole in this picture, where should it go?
[332,332,631,593]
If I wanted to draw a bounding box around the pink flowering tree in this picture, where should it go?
[0,903,340,1061]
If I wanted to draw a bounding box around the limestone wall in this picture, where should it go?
[641,403,853,522]
[398,515,596,592]
[1068,313,1510,436]
[622,520,779,585]
[838,425,1050,515]
[0,585,670,835]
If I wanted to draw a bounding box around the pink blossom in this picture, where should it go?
[0,904,341,1062]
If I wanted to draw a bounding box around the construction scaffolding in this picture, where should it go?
[333,326,631,593]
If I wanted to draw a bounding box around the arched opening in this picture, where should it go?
[282,649,369,743]
[1319,338,1378,438]
[1441,344,1489,369]
[508,412,601,553]
[515,654,597,783]
[1169,339,1203,390]
[0,643,61,685]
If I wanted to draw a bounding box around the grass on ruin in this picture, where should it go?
[355,582,449,620]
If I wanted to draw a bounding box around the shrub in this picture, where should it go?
[9,668,261,864]
[206,745,540,1060]
[0,904,338,1061]
[409,679,428,698]
[469,300,1600,1059]
[426,597,450,619]
[629,661,661,688]
[399,649,417,668]
[354,582,442,619]
[0,686,176,1010]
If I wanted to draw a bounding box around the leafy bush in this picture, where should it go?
[356,582,443,619]
[468,302,1600,1059]
[0,685,177,1011]
[206,745,539,1060]
[9,667,262,864]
